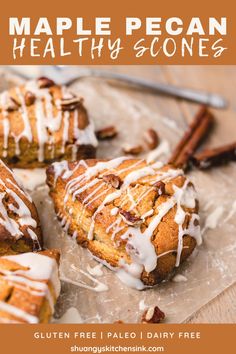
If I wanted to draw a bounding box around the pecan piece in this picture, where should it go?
[60,97,81,111]
[24,91,36,106]
[38,77,55,89]
[119,210,142,226]
[103,174,122,189]
[141,306,165,323]
[77,112,89,130]
[153,181,165,195]
[144,129,159,150]
[96,126,118,140]
[122,144,143,155]
[113,320,124,324]
[6,97,21,112]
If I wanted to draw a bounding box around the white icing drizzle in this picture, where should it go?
[202,206,224,235]
[224,200,236,223]
[0,252,60,322]
[53,158,201,290]
[0,162,40,246]
[110,207,119,216]
[61,111,70,154]
[61,265,108,293]
[88,190,121,240]
[86,263,103,277]
[139,299,148,311]
[0,80,97,162]
[172,274,188,282]
[53,307,83,324]
[146,140,170,163]
[0,301,39,324]
[14,87,33,153]
[0,92,10,157]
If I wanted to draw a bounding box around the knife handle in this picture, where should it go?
[89,70,227,109]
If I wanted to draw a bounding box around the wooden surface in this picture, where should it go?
[94,65,236,323]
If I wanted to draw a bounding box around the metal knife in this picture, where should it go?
[6,65,227,109]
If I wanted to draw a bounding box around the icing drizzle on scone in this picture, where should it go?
[0,160,41,249]
[50,158,202,290]
[0,79,97,162]
[0,252,60,323]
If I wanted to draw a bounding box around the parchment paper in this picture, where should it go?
[1,70,236,323]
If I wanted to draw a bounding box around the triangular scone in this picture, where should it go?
[0,77,97,168]
[46,158,201,289]
[0,249,60,323]
[0,159,42,255]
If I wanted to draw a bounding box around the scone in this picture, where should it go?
[0,159,42,255]
[0,249,60,323]
[0,77,97,168]
[46,157,202,289]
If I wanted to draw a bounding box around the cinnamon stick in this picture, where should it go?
[168,106,214,169]
[191,141,236,169]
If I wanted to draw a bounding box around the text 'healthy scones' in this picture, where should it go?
[46,157,202,289]
[0,249,60,323]
[0,159,42,255]
[0,77,97,168]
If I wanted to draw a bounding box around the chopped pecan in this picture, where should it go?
[24,91,36,106]
[38,77,55,89]
[6,97,21,112]
[114,320,124,324]
[153,181,165,195]
[77,113,89,130]
[103,174,122,189]
[141,306,165,323]
[60,97,81,111]
[96,126,118,140]
[122,144,143,155]
[144,129,159,150]
[119,210,142,226]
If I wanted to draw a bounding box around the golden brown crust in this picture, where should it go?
[0,79,97,168]
[0,249,60,323]
[0,159,42,256]
[46,158,200,287]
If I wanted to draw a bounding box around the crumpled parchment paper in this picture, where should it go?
[1,70,236,323]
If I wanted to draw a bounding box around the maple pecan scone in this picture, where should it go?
[46,157,202,289]
[0,249,60,323]
[0,77,97,168]
[0,159,42,256]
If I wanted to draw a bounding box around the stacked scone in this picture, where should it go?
[0,159,61,323]
[0,250,60,323]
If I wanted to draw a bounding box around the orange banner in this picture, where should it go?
[0,324,235,353]
[0,0,235,64]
